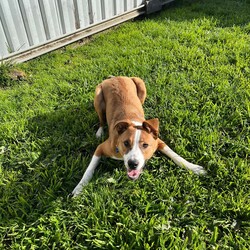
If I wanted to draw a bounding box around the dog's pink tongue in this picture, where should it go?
[128,169,140,179]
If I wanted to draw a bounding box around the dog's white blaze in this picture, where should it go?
[160,145,206,175]
[124,129,145,170]
[132,121,142,126]
[72,155,101,197]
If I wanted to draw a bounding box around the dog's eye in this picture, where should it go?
[124,140,130,147]
[142,143,149,149]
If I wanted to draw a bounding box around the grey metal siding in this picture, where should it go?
[0,0,145,61]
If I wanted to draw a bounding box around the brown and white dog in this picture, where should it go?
[72,76,206,196]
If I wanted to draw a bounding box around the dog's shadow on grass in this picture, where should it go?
[2,101,114,225]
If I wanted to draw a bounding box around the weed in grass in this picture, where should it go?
[0,62,27,89]
[0,0,250,249]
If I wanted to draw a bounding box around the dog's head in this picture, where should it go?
[114,119,159,180]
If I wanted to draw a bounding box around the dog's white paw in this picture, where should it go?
[96,127,104,138]
[190,164,207,175]
[71,185,83,197]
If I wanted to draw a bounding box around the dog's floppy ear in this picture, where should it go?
[114,120,131,135]
[143,118,159,139]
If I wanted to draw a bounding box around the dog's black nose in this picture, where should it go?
[128,159,139,169]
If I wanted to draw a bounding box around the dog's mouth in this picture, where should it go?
[127,169,142,180]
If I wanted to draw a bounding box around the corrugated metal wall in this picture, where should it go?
[0,0,145,61]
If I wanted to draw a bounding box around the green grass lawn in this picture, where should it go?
[0,0,249,249]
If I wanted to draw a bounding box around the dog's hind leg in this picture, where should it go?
[94,84,106,138]
[130,77,147,104]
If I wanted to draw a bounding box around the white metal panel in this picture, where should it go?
[43,0,62,39]
[0,22,8,58]
[1,0,29,52]
[91,0,103,24]
[77,0,91,28]
[59,0,75,33]
[116,0,125,15]
[135,0,144,7]
[104,0,115,19]
[126,0,135,11]
[0,0,148,61]
[21,0,46,45]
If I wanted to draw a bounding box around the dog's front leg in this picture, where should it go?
[158,139,206,175]
[71,141,111,197]
[71,155,101,197]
